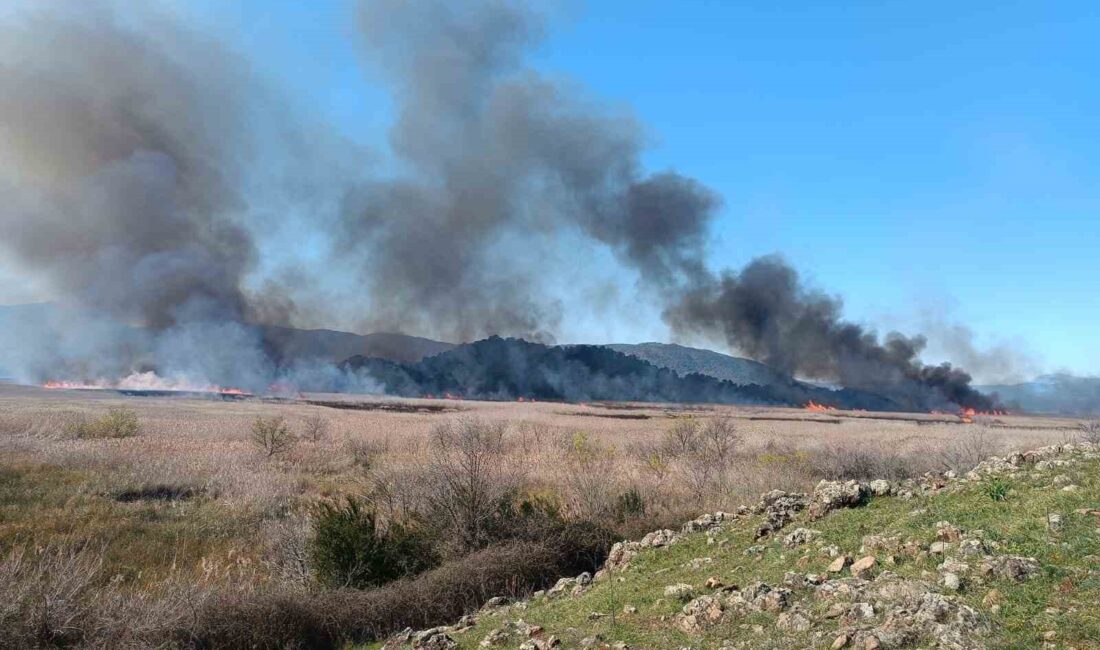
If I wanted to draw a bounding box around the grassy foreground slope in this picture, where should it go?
[379,444,1098,649]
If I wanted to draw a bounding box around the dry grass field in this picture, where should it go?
[0,382,1089,647]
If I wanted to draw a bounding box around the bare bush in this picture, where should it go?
[939,426,1002,474]
[425,419,522,553]
[1079,420,1100,444]
[815,444,925,481]
[345,436,388,471]
[250,416,296,458]
[301,414,330,443]
[662,417,701,456]
[560,431,620,520]
[700,416,740,465]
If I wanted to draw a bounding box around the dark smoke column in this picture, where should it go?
[665,256,996,411]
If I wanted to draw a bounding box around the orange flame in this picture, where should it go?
[804,400,836,412]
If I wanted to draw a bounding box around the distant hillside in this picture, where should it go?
[0,303,454,368]
[343,336,900,410]
[259,325,454,365]
[605,342,791,386]
[980,373,1100,416]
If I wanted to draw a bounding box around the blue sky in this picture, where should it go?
[8,1,1098,377]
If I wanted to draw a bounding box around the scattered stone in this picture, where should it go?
[981,555,1041,582]
[1047,513,1064,532]
[622,604,637,614]
[744,544,767,556]
[704,576,725,589]
[586,612,605,620]
[929,541,951,554]
[860,535,900,554]
[776,610,812,632]
[827,556,852,573]
[868,479,892,496]
[934,522,963,542]
[684,557,713,569]
[479,628,509,647]
[783,571,807,588]
[754,491,810,538]
[682,512,727,533]
[942,572,961,591]
[783,527,820,548]
[664,583,696,602]
[848,602,875,619]
[861,635,881,650]
[958,539,987,556]
[414,630,457,650]
[831,633,850,649]
[1061,484,1080,492]
[678,595,725,634]
[849,556,876,578]
[809,480,870,519]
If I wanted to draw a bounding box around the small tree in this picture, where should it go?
[251,416,295,458]
[662,417,701,456]
[425,419,521,553]
[302,414,329,442]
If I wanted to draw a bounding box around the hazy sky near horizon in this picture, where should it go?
[1,1,1097,379]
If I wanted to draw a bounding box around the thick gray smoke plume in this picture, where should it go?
[0,2,256,328]
[342,0,717,341]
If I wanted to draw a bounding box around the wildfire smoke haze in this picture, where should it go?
[0,0,1032,411]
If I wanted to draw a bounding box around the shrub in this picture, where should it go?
[302,414,330,442]
[70,406,140,439]
[939,426,1002,474]
[345,437,383,470]
[662,417,700,456]
[816,445,918,481]
[1080,420,1100,445]
[251,416,296,458]
[615,487,647,522]
[308,497,437,589]
[984,477,1011,502]
[190,542,565,648]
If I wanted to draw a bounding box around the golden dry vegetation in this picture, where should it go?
[0,383,1088,647]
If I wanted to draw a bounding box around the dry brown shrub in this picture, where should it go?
[188,541,562,648]
[301,413,330,442]
[424,418,523,553]
[939,426,1003,474]
[1079,420,1100,444]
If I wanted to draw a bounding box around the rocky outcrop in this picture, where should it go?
[387,441,1097,649]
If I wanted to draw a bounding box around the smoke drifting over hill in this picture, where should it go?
[0,0,1015,409]
[340,0,717,341]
